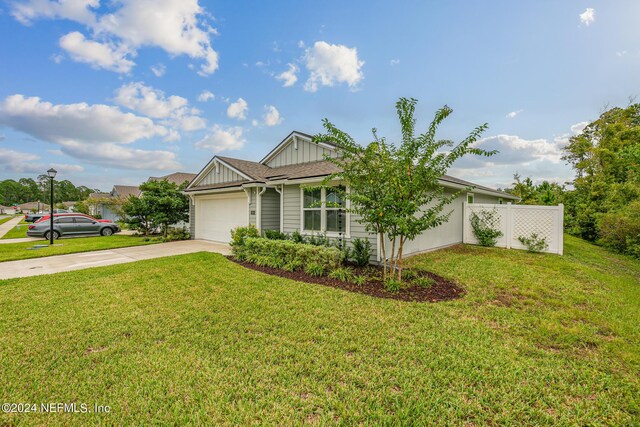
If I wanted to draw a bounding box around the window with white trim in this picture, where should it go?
[302,186,347,234]
[467,193,475,204]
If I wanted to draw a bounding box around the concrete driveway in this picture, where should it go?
[0,240,230,280]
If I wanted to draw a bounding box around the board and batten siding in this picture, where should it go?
[282,183,378,262]
[199,162,244,185]
[265,138,338,168]
[260,188,280,231]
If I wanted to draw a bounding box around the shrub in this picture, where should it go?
[518,233,549,253]
[328,267,353,282]
[470,209,503,247]
[242,237,342,274]
[352,275,367,286]
[384,278,402,292]
[598,201,640,258]
[307,233,331,247]
[291,230,306,244]
[263,229,288,240]
[166,226,190,241]
[282,259,303,272]
[334,238,353,265]
[350,238,372,266]
[413,276,435,288]
[305,262,325,277]
[401,269,418,281]
[230,225,260,248]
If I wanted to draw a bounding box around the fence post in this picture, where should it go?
[557,204,564,255]
[505,202,512,249]
[462,201,467,244]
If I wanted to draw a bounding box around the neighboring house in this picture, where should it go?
[89,186,141,221]
[148,172,197,188]
[17,201,50,213]
[0,205,17,215]
[60,201,77,211]
[185,131,518,261]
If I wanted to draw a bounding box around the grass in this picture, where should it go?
[0,216,16,226]
[0,235,638,425]
[0,235,160,262]
[1,218,29,239]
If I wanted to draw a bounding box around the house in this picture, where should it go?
[0,205,17,215]
[185,131,519,261]
[17,201,50,213]
[148,172,197,188]
[88,185,141,221]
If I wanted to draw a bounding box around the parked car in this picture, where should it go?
[24,212,46,223]
[27,214,121,240]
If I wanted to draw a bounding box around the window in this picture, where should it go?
[54,217,74,224]
[74,217,94,224]
[303,188,322,232]
[302,186,347,234]
[467,193,475,204]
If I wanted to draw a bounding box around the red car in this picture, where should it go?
[34,213,114,224]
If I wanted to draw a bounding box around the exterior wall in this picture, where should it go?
[200,162,244,186]
[100,205,121,222]
[266,138,338,168]
[260,188,280,231]
[282,183,378,262]
[248,188,257,226]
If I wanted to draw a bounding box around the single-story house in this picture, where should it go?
[89,185,141,221]
[0,205,17,215]
[148,172,197,188]
[185,131,518,261]
[17,201,50,214]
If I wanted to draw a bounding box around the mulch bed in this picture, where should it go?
[228,257,465,302]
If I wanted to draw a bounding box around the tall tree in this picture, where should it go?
[314,98,495,281]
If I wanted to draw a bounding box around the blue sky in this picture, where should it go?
[0,0,638,191]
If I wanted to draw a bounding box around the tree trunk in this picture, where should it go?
[389,237,396,278]
[396,236,405,281]
[379,231,387,281]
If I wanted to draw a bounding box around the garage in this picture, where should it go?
[195,192,248,242]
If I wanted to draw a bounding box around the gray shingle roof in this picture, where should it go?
[113,185,141,198]
[148,172,197,186]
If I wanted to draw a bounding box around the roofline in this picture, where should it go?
[258,130,336,165]
[186,156,253,190]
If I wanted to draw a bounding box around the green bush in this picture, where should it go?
[350,238,372,266]
[291,230,306,244]
[598,201,640,258]
[517,233,549,253]
[413,276,435,288]
[328,267,353,282]
[384,278,402,292]
[305,262,325,277]
[352,275,367,286]
[166,226,190,241]
[230,225,260,249]
[282,259,303,272]
[470,209,503,247]
[263,229,288,240]
[240,237,342,274]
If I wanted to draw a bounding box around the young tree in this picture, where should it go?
[122,180,189,237]
[314,98,495,281]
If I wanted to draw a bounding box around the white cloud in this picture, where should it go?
[227,98,248,120]
[276,63,299,87]
[11,0,219,75]
[263,105,282,127]
[0,148,85,174]
[580,8,595,26]
[506,109,523,119]
[303,41,364,92]
[251,119,258,127]
[196,125,245,153]
[151,63,166,77]
[48,149,64,155]
[570,121,589,134]
[390,59,400,66]
[59,31,134,73]
[197,90,215,102]
[113,82,206,132]
[0,94,180,170]
[554,121,590,147]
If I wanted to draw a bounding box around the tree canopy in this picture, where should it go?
[0,177,96,206]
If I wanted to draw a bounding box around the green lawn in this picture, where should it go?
[1,218,29,239]
[0,235,638,425]
[0,216,16,226]
[0,235,159,262]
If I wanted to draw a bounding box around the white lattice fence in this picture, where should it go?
[463,203,564,255]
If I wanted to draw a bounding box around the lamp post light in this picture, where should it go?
[47,168,57,245]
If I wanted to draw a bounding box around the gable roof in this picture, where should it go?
[112,185,141,198]
[148,172,197,186]
[216,156,272,180]
[259,130,337,165]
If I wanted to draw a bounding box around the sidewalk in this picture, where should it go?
[0,217,23,239]
[0,240,230,280]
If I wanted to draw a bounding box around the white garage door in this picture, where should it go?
[195,193,248,242]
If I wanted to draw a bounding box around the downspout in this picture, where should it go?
[256,186,267,231]
[274,184,284,232]
[242,187,252,226]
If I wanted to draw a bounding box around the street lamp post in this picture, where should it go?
[47,168,57,245]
